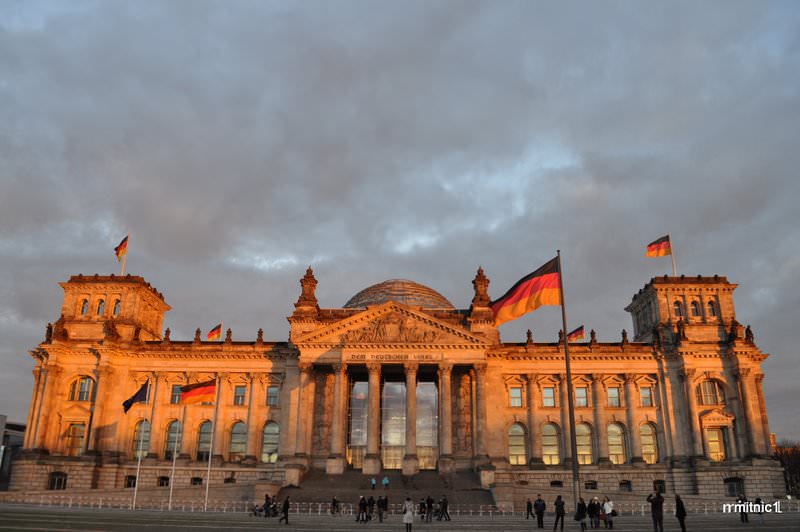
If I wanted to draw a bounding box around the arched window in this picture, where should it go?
[707,300,717,318]
[673,300,684,318]
[261,422,279,463]
[640,423,659,464]
[68,376,94,402]
[112,299,121,316]
[65,423,85,457]
[575,423,594,465]
[690,301,701,317]
[197,421,212,461]
[80,299,89,316]
[133,420,150,458]
[96,299,106,315]
[696,380,725,405]
[229,422,247,461]
[164,421,181,460]
[542,423,561,465]
[607,423,627,464]
[508,423,527,465]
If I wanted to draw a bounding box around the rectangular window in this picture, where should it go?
[542,387,556,407]
[575,387,588,407]
[509,386,523,407]
[66,423,85,457]
[607,387,620,407]
[706,428,726,461]
[266,385,280,406]
[171,384,182,405]
[640,386,653,407]
[233,385,246,406]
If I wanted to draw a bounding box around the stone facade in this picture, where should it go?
[10,270,786,498]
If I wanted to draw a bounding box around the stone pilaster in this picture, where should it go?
[402,362,419,475]
[326,364,348,474]
[683,370,704,457]
[472,363,490,467]
[145,372,162,459]
[527,373,543,466]
[592,375,610,464]
[624,374,644,463]
[437,363,455,473]
[243,373,257,463]
[363,363,382,475]
[559,374,572,464]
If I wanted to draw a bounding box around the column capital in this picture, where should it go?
[366,362,381,374]
[526,373,538,383]
[332,363,348,374]
[404,362,419,375]
[624,373,638,384]
[473,363,488,376]
[589,373,604,383]
[298,362,313,374]
[437,363,453,378]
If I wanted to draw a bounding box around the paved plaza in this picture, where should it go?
[1,505,798,531]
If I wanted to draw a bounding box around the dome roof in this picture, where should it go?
[344,279,454,309]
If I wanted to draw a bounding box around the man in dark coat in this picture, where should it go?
[357,496,368,523]
[534,494,546,529]
[278,496,290,525]
[438,495,450,521]
[675,494,687,532]
[526,498,534,520]
[425,495,434,523]
[553,495,566,532]
[646,491,664,532]
[737,494,749,523]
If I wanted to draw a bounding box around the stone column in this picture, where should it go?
[212,373,227,462]
[146,372,163,459]
[437,363,455,473]
[87,365,113,453]
[403,362,419,475]
[326,364,348,474]
[294,363,313,464]
[754,374,771,456]
[559,374,573,464]
[592,375,610,464]
[733,369,754,458]
[473,363,490,466]
[527,373,543,466]
[24,366,44,449]
[363,363,382,475]
[624,374,644,463]
[683,371,704,457]
[244,373,257,463]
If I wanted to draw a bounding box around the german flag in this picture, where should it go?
[490,257,561,326]
[645,235,671,257]
[567,325,585,342]
[206,323,222,341]
[114,235,129,261]
[180,379,216,404]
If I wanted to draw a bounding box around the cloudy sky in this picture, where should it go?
[1,1,799,440]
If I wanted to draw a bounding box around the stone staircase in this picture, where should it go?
[277,470,494,512]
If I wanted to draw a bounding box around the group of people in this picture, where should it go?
[354,494,390,523]
[417,495,451,522]
[251,494,291,524]
[574,496,616,530]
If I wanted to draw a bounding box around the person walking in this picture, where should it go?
[526,498,534,520]
[601,496,614,530]
[647,491,664,532]
[382,475,390,489]
[754,496,764,524]
[368,495,376,521]
[330,495,340,516]
[425,495,434,523]
[278,496,290,525]
[402,496,415,532]
[674,494,686,532]
[371,477,377,490]
[577,497,588,531]
[553,495,566,532]
[587,497,599,529]
[264,494,271,518]
[534,494,546,529]
[737,494,749,523]
[438,495,451,521]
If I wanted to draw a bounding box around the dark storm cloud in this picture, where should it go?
[1,1,799,438]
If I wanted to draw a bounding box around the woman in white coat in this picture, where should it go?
[602,496,615,529]
[402,496,415,532]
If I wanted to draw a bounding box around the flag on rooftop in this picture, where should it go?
[645,235,672,258]
[206,323,222,341]
[567,325,585,342]
[114,235,129,261]
[490,257,561,326]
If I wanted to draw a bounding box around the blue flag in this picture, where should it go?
[122,381,149,413]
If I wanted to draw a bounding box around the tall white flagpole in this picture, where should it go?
[204,375,221,511]
[120,252,128,276]
[168,403,186,511]
[131,379,150,510]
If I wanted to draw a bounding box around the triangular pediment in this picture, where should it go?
[699,408,735,427]
[294,302,490,347]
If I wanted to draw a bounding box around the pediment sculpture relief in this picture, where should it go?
[339,312,443,344]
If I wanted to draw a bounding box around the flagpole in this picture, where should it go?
[131,379,150,510]
[168,404,186,511]
[557,250,581,511]
[120,253,127,276]
[669,234,677,276]
[204,374,221,511]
